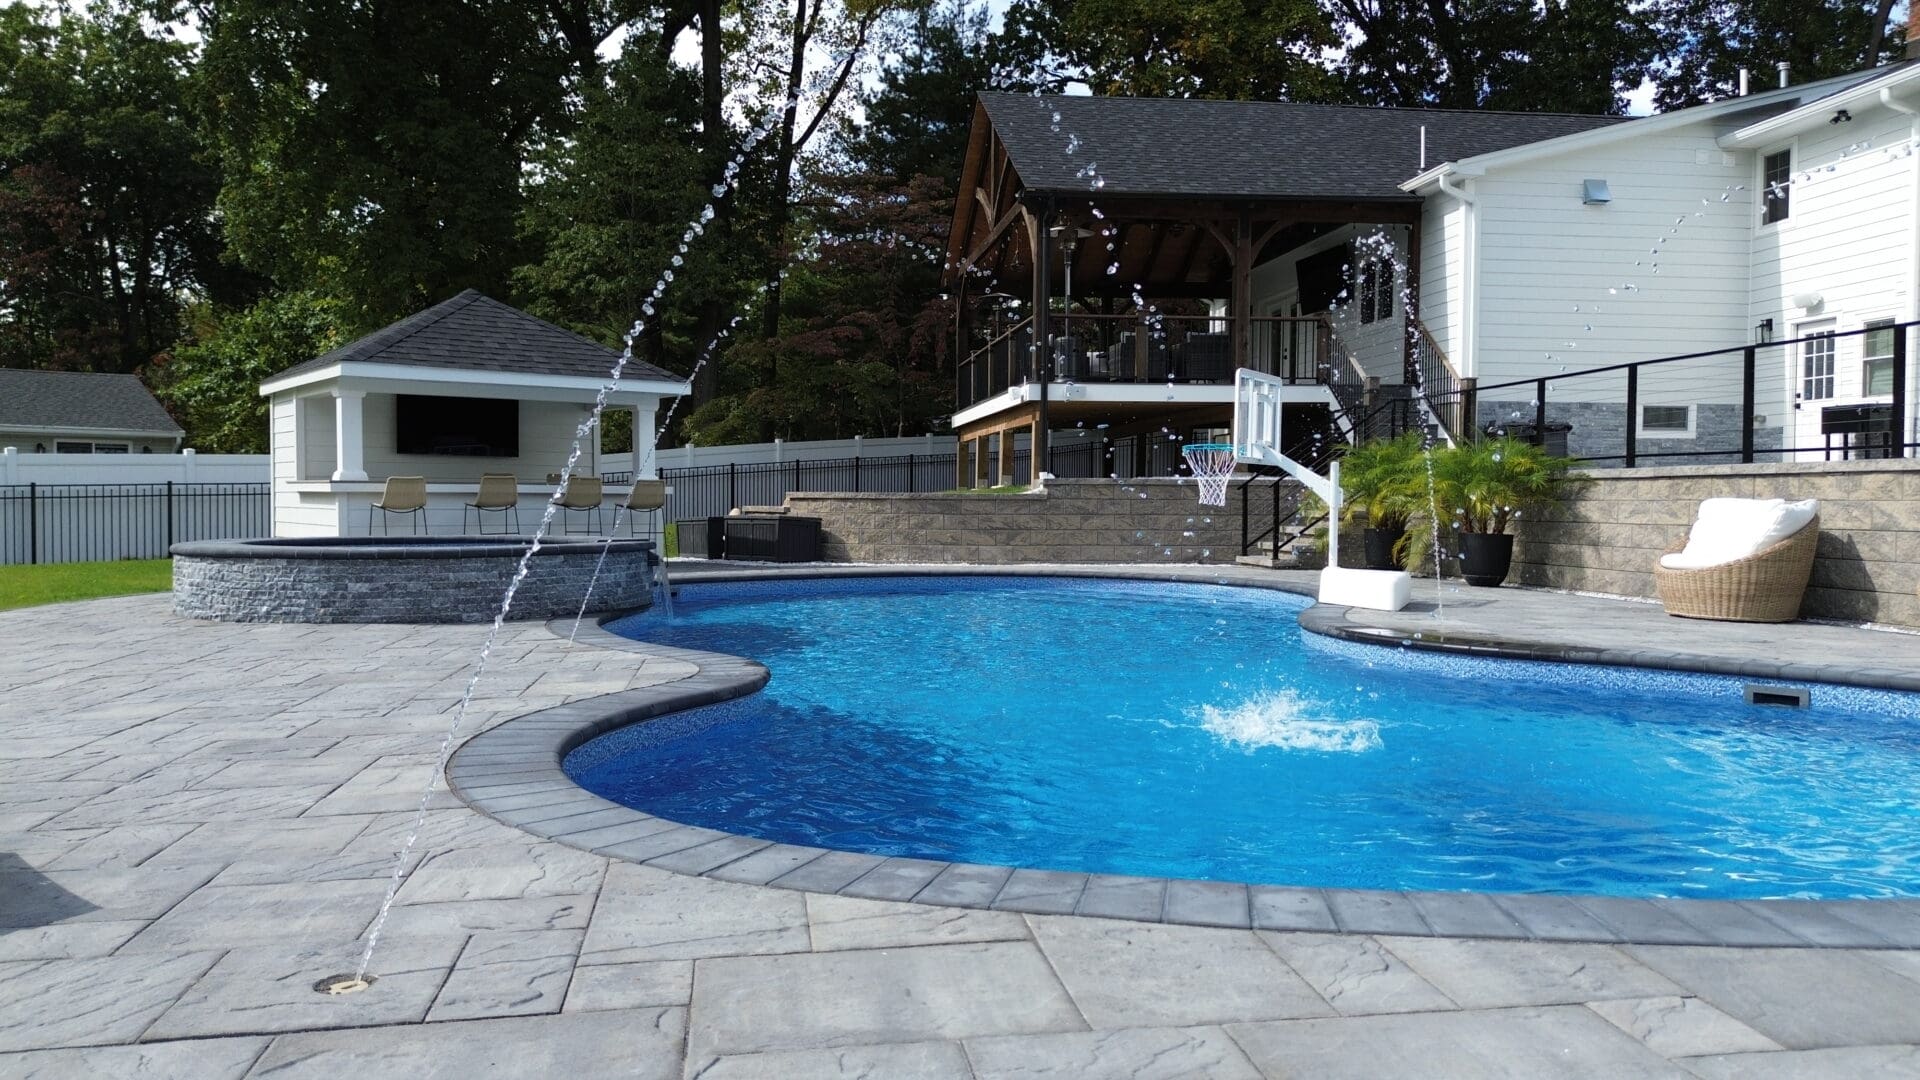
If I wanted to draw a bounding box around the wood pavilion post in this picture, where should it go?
[1232,207,1253,372]
[1030,197,1055,480]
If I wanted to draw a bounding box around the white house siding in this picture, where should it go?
[271,395,337,537]
[1417,196,1468,365]
[1249,223,1413,381]
[1471,129,1758,390]
[1747,105,1915,455]
[0,430,178,454]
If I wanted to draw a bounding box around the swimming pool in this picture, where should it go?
[567,575,1920,899]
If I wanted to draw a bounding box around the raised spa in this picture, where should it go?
[171,535,655,623]
[566,575,1920,900]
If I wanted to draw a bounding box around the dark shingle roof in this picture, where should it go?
[0,369,182,435]
[272,290,683,385]
[981,93,1630,199]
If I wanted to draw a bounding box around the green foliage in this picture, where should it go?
[513,47,747,380]
[1646,0,1904,111]
[0,2,240,372]
[999,0,1342,100]
[1336,431,1427,533]
[1400,437,1576,570]
[191,0,609,329]
[1333,0,1660,113]
[153,292,346,452]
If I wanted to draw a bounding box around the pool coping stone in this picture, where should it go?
[444,564,1920,949]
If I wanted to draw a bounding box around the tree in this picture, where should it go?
[190,0,652,331]
[739,0,900,352]
[152,291,346,452]
[0,2,236,373]
[842,0,999,184]
[514,46,760,393]
[997,0,1342,101]
[1647,0,1907,110]
[1330,0,1660,114]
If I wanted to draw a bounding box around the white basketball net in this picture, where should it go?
[1181,443,1237,507]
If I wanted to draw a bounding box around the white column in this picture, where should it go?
[331,389,368,481]
[633,400,658,479]
[2,446,16,484]
[180,447,197,482]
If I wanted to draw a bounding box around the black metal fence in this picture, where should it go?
[0,483,272,565]
[647,453,959,522]
[1437,320,1916,466]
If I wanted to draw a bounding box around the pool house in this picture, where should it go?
[258,290,687,537]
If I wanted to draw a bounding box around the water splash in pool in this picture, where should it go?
[1194,690,1383,753]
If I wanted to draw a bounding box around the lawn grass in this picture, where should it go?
[0,558,173,611]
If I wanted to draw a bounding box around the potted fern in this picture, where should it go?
[1412,437,1573,587]
[1337,431,1426,571]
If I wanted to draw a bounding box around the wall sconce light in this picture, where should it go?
[1791,292,1825,311]
[1581,179,1612,205]
[1754,318,1774,343]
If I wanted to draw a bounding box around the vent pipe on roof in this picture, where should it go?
[1419,125,1427,171]
[1778,61,1790,88]
[1738,67,1750,96]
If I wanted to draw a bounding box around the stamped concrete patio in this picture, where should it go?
[4,570,1920,1078]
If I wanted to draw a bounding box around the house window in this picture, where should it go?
[1358,258,1393,324]
[1641,405,1693,434]
[1864,318,1897,397]
[55,441,92,454]
[1762,149,1791,225]
[1801,322,1836,401]
[94,444,129,454]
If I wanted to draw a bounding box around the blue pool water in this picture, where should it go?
[569,576,1920,899]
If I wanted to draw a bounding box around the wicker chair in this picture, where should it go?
[1653,514,1820,623]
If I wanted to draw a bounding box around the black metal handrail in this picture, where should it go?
[1465,319,1914,465]
[1407,318,1466,442]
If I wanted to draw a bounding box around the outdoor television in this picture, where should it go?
[395,395,519,457]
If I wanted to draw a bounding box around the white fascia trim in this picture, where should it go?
[1720,65,1920,147]
[1400,70,1872,194]
[258,361,690,399]
[0,423,185,439]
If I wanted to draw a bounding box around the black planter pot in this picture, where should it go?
[1362,527,1406,571]
[1460,532,1516,587]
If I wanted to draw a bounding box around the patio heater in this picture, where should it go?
[1049,223,1096,381]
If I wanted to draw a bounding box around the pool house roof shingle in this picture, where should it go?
[270,290,682,387]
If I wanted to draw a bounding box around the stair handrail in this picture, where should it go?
[1407,318,1466,442]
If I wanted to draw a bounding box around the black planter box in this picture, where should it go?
[723,515,822,563]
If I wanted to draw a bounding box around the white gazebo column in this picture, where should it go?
[633,400,658,479]
[330,389,369,481]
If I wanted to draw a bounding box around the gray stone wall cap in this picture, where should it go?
[171,535,654,560]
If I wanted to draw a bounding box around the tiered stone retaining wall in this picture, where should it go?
[1510,459,1920,627]
[782,478,1286,565]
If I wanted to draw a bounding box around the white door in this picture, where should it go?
[1791,318,1836,459]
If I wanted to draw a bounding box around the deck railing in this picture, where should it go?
[1466,321,1914,465]
[956,313,1335,408]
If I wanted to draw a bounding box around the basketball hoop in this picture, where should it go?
[1181,443,1238,507]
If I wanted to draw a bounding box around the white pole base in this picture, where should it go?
[1318,567,1413,612]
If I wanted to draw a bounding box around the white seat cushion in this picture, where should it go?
[1659,497,1818,570]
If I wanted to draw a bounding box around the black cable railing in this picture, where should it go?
[1466,320,1915,466]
